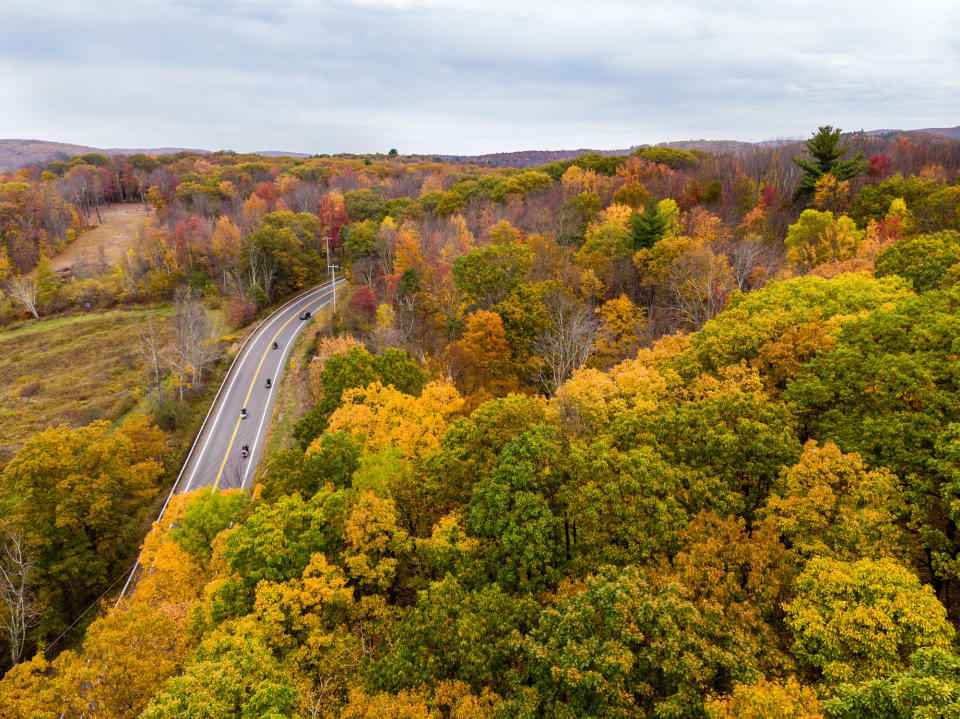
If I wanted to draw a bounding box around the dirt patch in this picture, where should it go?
[50,203,153,277]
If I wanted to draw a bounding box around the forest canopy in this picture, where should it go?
[2,127,960,717]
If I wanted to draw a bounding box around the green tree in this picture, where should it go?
[243,211,324,300]
[685,274,912,391]
[213,491,347,617]
[783,288,960,604]
[343,219,379,259]
[452,243,532,310]
[423,394,547,514]
[525,566,751,719]
[141,630,298,718]
[292,406,329,450]
[629,197,671,250]
[564,441,689,567]
[314,346,425,419]
[793,126,866,197]
[875,231,960,292]
[260,435,361,500]
[172,488,247,562]
[785,557,954,686]
[493,283,550,363]
[466,425,566,593]
[33,257,62,314]
[559,191,603,245]
[0,415,165,636]
[849,174,941,228]
[644,368,802,517]
[632,145,701,168]
[823,648,960,719]
[343,188,386,222]
[369,574,537,694]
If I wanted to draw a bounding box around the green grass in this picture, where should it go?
[0,307,174,462]
[0,307,171,342]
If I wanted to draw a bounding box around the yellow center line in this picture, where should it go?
[211,287,336,489]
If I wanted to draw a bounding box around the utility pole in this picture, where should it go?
[329,262,338,333]
[323,233,338,331]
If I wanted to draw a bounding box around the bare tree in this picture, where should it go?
[724,238,786,293]
[135,315,166,401]
[169,289,213,395]
[5,276,39,319]
[246,241,278,302]
[661,246,736,331]
[535,293,599,395]
[0,531,41,666]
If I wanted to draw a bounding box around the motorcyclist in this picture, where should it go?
[272,341,278,350]
[240,407,247,419]
[265,378,272,389]
[241,444,249,457]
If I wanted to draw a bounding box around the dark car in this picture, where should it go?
[298,310,311,320]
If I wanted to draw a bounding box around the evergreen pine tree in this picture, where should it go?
[793,125,865,197]
[630,198,670,250]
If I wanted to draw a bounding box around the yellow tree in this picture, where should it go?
[812,174,851,214]
[762,441,905,561]
[455,310,516,397]
[591,295,647,368]
[784,210,865,271]
[707,679,823,719]
[308,335,363,402]
[318,380,464,461]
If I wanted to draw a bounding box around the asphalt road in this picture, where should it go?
[178,279,343,493]
[116,280,343,605]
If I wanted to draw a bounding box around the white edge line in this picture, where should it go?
[114,280,336,607]
[241,290,336,487]
[183,284,328,492]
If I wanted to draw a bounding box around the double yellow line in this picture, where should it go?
[212,286,337,489]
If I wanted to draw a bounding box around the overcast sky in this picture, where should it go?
[1,0,957,155]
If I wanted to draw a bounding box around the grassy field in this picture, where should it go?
[0,307,172,462]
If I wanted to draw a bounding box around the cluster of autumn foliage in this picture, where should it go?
[1,128,960,716]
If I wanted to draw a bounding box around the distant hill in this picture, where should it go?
[256,150,312,158]
[0,139,207,171]
[4,125,956,171]
[922,126,960,140]
[867,126,960,141]
[450,140,768,167]
[658,139,762,154]
[445,148,636,168]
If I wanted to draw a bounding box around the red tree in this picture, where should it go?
[351,285,377,324]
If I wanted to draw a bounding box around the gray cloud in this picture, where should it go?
[1,0,957,154]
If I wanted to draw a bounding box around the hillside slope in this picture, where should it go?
[0,139,206,170]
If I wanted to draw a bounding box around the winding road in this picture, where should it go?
[181,279,344,493]
[116,279,343,605]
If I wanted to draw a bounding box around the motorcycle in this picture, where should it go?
[240,408,247,419]
[272,341,278,350]
[241,444,249,458]
[265,378,272,389]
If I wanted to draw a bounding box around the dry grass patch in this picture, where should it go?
[49,203,152,276]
